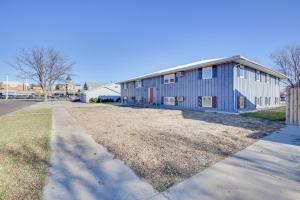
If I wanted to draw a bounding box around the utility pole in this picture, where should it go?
[6,74,8,100]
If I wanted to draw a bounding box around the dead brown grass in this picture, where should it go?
[0,108,52,200]
[68,104,284,191]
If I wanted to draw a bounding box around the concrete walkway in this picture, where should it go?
[151,125,300,200]
[44,106,157,200]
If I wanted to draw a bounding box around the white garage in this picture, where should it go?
[80,83,120,103]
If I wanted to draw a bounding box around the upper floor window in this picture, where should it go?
[123,83,127,89]
[164,74,175,84]
[202,67,212,79]
[275,77,278,85]
[238,65,245,78]
[135,80,142,88]
[255,70,261,81]
[266,74,270,83]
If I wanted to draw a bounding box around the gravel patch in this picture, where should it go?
[68,104,284,191]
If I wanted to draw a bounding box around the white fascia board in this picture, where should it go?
[236,56,287,79]
[117,55,287,83]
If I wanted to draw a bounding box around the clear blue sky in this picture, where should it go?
[0,0,299,84]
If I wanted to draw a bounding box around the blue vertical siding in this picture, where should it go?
[121,63,235,112]
[121,61,281,112]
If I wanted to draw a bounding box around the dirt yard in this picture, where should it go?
[68,104,284,191]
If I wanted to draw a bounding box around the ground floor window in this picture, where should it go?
[198,96,217,108]
[202,96,212,107]
[164,97,176,105]
[238,96,245,109]
[255,96,262,106]
[136,96,143,103]
[265,97,271,106]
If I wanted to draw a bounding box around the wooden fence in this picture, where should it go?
[286,86,300,125]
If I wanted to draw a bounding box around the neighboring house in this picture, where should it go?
[83,82,106,91]
[80,83,121,103]
[118,55,287,112]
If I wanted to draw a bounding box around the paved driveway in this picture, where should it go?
[0,100,36,116]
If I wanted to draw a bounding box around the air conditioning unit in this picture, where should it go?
[176,71,184,77]
[176,96,184,102]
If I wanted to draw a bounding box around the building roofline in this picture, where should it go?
[117,55,288,83]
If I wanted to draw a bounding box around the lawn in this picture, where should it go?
[68,104,284,191]
[241,106,285,121]
[0,108,52,200]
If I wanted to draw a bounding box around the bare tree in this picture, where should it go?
[270,43,300,87]
[12,47,74,101]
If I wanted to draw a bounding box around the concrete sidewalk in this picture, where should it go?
[151,125,300,200]
[44,106,157,200]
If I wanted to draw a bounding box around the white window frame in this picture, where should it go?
[164,74,175,84]
[202,96,212,108]
[255,70,261,81]
[239,65,245,78]
[135,80,142,88]
[202,67,213,79]
[164,97,175,105]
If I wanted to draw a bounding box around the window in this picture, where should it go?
[164,97,176,105]
[136,96,143,103]
[164,74,176,84]
[255,97,262,106]
[238,65,245,78]
[202,67,212,79]
[265,97,271,106]
[255,70,261,81]
[266,74,270,83]
[275,97,279,104]
[135,80,142,88]
[275,78,279,85]
[238,96,245,109]
[123,83,127,89]
[202,96,212,107]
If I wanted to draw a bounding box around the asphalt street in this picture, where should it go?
[0,100,36,116]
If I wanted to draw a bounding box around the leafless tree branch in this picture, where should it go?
[10,47,74,101]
